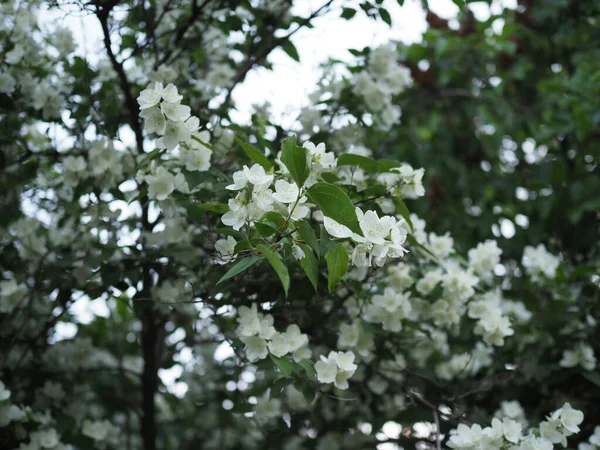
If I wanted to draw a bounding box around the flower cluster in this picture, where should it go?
[468,290,515,346]
[324,208,409,267]
[351,45,413,130]
[137,82,212,200]
[236,304,310,362]
[448,402,584,450]
[314,351,358,390]
[560,342,597,371]
[522,244,560,282]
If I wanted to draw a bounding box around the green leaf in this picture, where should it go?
[257,244,290,296]
[337,154,379,174]
[138,148,163,167]
[216,256,261,285]
[256,211,286,237]
[282,40,300,62]
[298,359,316,381]
[281,135,310,188]
[320,172,341,183]
[190,202,229,214]
[236,137,271,170]
[302,384,316,403]
[270,377,292,398]
[298,243,318,290]
[297,220,319,256]
[325,244,349,293]
[341,7,357,19]
[393,198,413,232]
[181,169,213,190]
[270,354,293,376]
[379,8,392,26]
[377,159,402,172]
[306,183,361,235]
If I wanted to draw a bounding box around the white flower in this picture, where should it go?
[252,188,275,211]
[502,418,523,443]
[145,167,176,201]
[64,155,87,173]
[82,420,115,441]
[138,82,164,109]
[258,316,276,340]
[356,208,395,245]
[540,420,566,446]
[0,71,16,94]
[331,351,357,372]
[560,342,597,371]
[243,164,274,189]
[557,402,584,434]
[315,355,338,384]
[6,44,25,64]
[159,100,190,123]
[519,436,553,450]
[255,393,281,421]
[268,332,291,357]
[181,132,211,171]
[161,83,183,103]
[447,423,483,448]
[241,336,268,362]
[288,202,310,221]
[140,107,167,135]
[221,206,247,231]
[428,232,454,259]
[323,217,354,239]
[226,171,248,191]
[284,325,309,352]
[392,164,425,198]
[338,322,360,348]
[0,381,10,401]
[31,428,59,448]
[522,244,560,281]
[334,370,353,390]
[272,179,299,203]
[163,120,191,150]
[292,244,305,260]
[237,304,261,336]
[372,287,410,314]
[469,240,502,279]
[215,236,237,264]
[303,141,336,169]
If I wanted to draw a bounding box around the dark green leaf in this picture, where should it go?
[236,137,271,170]
[325,244,349,293]
[307,183,362,235]
[298,243,319,290]
[282,40,300,62]
[270,377,292,398]
[379,8,392,26]
[257,244,290,296]
[216,256,261,285]
[270,354,293,376]
[341,7,357,19]
[393,198,413,231]
[297,220,319,256]
[337,154,380,174]
[281,135,310,188]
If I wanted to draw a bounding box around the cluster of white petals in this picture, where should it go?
[236,304,310,362]
[352,45,413,130]
[137,82,212,200]
[448,402,584,450]
[522,244,560,282]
